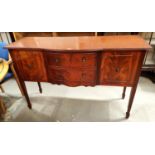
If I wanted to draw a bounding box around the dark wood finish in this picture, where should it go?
[47,68,96,86]
[38,82,42,93]
[6,36,151,119]
[122,87,126,99]
[10,50,47,82]
[0,85,5,93]
[126,52,145,118]
[44,52,97,87]
[45,52,97,68]
[100,51,141,86]
[0,97,6,118]
[6,36,151,51]
[10,63,24,96]
[20,80,32,109]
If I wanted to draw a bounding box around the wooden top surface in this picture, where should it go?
[6,35,151,51]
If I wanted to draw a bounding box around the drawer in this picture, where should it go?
[48,68,96,83]
[99,51,140,85]
[45,53,96,68]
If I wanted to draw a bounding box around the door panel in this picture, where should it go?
[99,51,141,86]
[11,50,47,81]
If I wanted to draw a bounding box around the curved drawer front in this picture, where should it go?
[48,68,96,86]
[45,53,97,69]
[50,80,96,87]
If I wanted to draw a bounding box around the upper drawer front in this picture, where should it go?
[45,53,96,68]
[100,51,140,86]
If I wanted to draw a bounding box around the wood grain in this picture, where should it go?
[6,36,151,51]
[10,50,47,82]
[99,51,140,86]
[47,68,96,85]
[44,52,96,68]
[7,36,151,118]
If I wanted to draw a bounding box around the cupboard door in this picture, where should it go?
[11,50,47,81]
[100,51,141,86]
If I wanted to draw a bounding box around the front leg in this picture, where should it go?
[122,87,126,99]
[126,84,138,119]
[38,82,42,93]
[19,80,32,109]
[125,51,145,119]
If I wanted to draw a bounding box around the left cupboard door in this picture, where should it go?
[10,50,47,82]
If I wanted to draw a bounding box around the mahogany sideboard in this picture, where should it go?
[5,35,151,119]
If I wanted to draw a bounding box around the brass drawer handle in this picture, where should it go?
[55,58,60,63]
[27,64,33,69]
[115,67,120,72]
[82,57,86,62]
[110,56,113,60]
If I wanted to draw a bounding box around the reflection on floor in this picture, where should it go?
[1,77,155,122]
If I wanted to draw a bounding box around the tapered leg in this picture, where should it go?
[19,80,32,109]
[0,97,6,116]
[125,51,145,119]
[0,85,5,93]
[122,87,126,99]
[10,64,24,96]
[37,82,42,93]
[126,85,138,119]
[9,59,32,109]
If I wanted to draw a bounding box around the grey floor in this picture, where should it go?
[1,76,155,122]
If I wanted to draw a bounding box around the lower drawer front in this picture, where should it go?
[48,68,96,86]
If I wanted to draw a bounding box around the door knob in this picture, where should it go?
[55,58,60,63]
[82,57,86,62]
[115,67,120,72]
[27,64,33,68]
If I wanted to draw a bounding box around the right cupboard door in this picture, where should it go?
[99,51,142,86]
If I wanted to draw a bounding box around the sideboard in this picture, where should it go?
[5,35,151,118]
